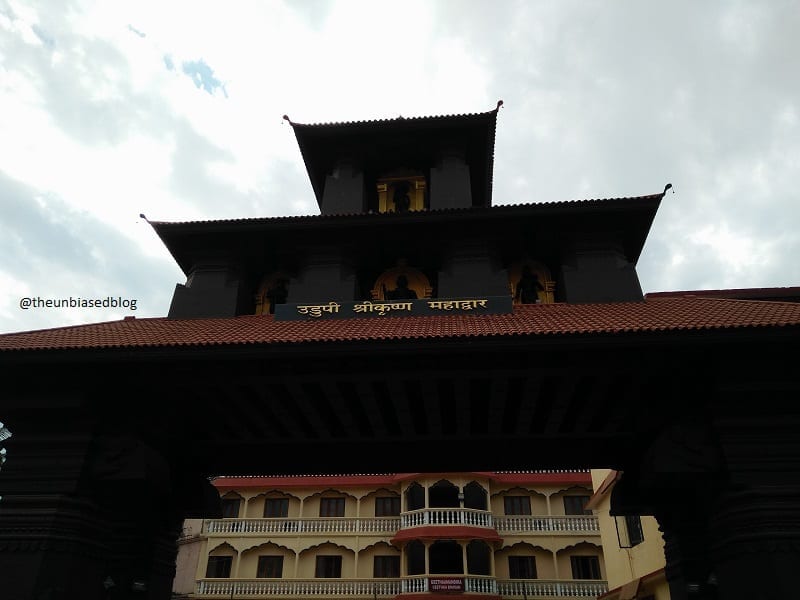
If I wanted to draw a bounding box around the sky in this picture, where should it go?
[1,0,798,334]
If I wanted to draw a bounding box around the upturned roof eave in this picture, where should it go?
[148,193,662,275]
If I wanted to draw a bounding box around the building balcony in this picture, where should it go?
[493,515,599,535]
[196,578,401,597]
[497,579,608,598]
[400,508,494,529]
[194,577,608,598]
[205,517,401,535]
[204,514,599,537]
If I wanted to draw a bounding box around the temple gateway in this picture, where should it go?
[1,103,799,600]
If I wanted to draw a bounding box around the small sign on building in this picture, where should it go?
[429,578,465,593]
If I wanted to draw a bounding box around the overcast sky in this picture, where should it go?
[1,0,798,334]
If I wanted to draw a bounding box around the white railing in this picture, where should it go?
[195,577,607,598]
[196,578,401,597]
[493,515,599,534]
[206,514,597,535]
[206,517,400,535]
[497,579,608,598]
[400,508,493,528]
[466,576,499,594]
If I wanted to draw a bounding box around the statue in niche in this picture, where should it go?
[265,278,289,314]
[515,265,544,304]
[393,181,411,213]
[385,274,418,300]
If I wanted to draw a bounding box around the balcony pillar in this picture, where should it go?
[551,550,559,579]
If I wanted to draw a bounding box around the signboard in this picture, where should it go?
[274,296,513,321]
[429,578,465,593]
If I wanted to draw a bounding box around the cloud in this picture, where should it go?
[0,171,182,332]
[1,0,798,334]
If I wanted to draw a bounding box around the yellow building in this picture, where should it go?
[178,472,609,599]
[587,470,669,600]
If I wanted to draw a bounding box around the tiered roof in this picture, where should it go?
[2,296,799,353]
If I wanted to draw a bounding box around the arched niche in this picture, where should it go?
[377,170,427,213]
[508,260,555,305]
[357,541,400,578]
[495,542,554,580]
[406,482,425,511]
[371,264,432,301]
[255,271,291,315]
[429,480,459,508]
[463,481,488,510]
[209,542,238,557]
[555,541,604,580]
[240,542,296,579]
[362,488,401,517]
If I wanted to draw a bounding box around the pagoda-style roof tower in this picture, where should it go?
[151,103,666,320]
[286,102,501,214]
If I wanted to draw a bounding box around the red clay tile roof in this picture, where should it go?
[212,471,592,489]
[646,287,800,300]
[1,297,799,353]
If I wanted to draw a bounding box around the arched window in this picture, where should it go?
[429,480,459,508]
[406,483,425,511]
[463,481,487,510]
[371,264,432,301]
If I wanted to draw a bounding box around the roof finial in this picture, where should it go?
[496,99,504,110]
[282,114,291,125]
[662,183,673,196]
[139,213,148,222]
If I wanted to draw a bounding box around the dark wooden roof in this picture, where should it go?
[285,104,502,209]
[148,194,663,276]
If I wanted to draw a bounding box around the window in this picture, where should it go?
[206,556,232,578]
[570,556,601,580]
[508,556,537,579]
[626,515,644,546]
[264,498,289,518]
[504,495,531,515]
[563,495,591,515]
[320,497,345,517]
[374,555,400,578]
[221,498,241,519]
[315,555,342,578]
[616,514,645,547]
[257,556,284,578]
[375,496,400,516]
